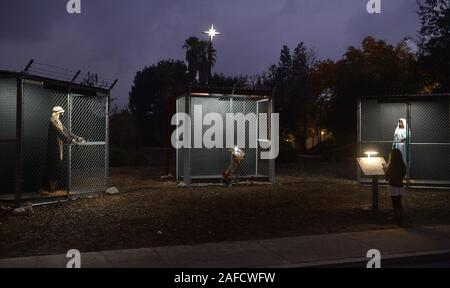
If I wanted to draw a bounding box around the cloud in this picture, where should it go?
[0,0,65,42]
[0,0,421,107]
[344,0,419,49]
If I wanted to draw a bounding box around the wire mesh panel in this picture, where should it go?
[230,98,258,178]
[23,81,69,196]
[0,78,16,140]
[359,98,450,186]
[0,78,16,196]
[190,96,231,178]
[177,94,273,183]
[359,99,407,182]
[410,101,450,182]
[0,72,110,202]
[361,100,407,142]
[69,94,108,197]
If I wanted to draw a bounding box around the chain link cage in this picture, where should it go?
[176,90,275,184]
[0,72,110,204]
[358,96,450,187]
[0,78,17,199]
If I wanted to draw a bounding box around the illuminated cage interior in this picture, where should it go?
[176,88,276,184]
[357,94,450,187]
[0,69,114,205]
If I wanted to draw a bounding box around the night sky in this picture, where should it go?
[0,0,419,107]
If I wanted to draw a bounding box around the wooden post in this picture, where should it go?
[372,175,379,212]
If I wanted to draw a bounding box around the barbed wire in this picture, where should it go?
[24,60,117,90]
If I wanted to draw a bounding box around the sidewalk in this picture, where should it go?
[1,225,450,268]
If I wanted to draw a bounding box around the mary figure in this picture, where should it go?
[392,118,408,164]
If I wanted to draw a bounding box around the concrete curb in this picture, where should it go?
[1,225,450,268]
[269,249,450,268]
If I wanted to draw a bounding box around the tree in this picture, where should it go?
[209,73,249,88]
[267,43,316,152]
[183,37,202,84]
[328,37,422,150]
[309,60,337,144]
[269,45,292,132]
[109,108,142,149]
[183,37,216,86]
[290,42,316,152]
[128,60,188,147]
[417,0,450,91]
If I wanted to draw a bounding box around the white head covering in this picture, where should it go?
[52,106,65,114]
[395,118,407,134]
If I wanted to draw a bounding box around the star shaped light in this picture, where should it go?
[203,24,221,42]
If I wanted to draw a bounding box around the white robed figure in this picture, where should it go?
[392,118,408,164]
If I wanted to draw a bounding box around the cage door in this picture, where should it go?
[68,94,108,197]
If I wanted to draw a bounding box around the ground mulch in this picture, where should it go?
[1,164,449,259]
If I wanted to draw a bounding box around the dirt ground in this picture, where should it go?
[1,163,450,259]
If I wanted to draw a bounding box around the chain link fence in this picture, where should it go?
[176,93,274,183]
[358,97,450,186]
[0,73,109,203]
[0,78,17,198]
[69,94,108,198]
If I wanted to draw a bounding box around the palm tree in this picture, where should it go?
[183,36,202,84]
[183,36,217,86]
[205,41,217,85]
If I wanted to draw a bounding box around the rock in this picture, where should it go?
[160,173,174,180]
[22,202,34,214]
[177,182,187,188]
[1,205,12,211]
[13,202,34,215]
[106,187,120,195]
[157,230,163,235]
[13,207,27,215]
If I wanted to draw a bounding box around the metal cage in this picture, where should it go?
[357,94,450,187]
[0,71,110,205]
[176,88,276,185]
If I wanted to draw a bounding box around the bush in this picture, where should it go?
[307,137,355,162]
[277,140,298,163]
[109,109,142,149]
[109,147,150,167]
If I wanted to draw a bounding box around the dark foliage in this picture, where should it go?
[417,0,450,91]
[128,59,188,146]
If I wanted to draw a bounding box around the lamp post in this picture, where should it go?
[202,25,221,85]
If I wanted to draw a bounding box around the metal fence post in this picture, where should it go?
[269,95,276,183]
[106,93,110,190]
[183,91,191,186]
[406,101,411,188]
[357,99,362,184]
[68,90,72,198]
[14,77,23,207]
